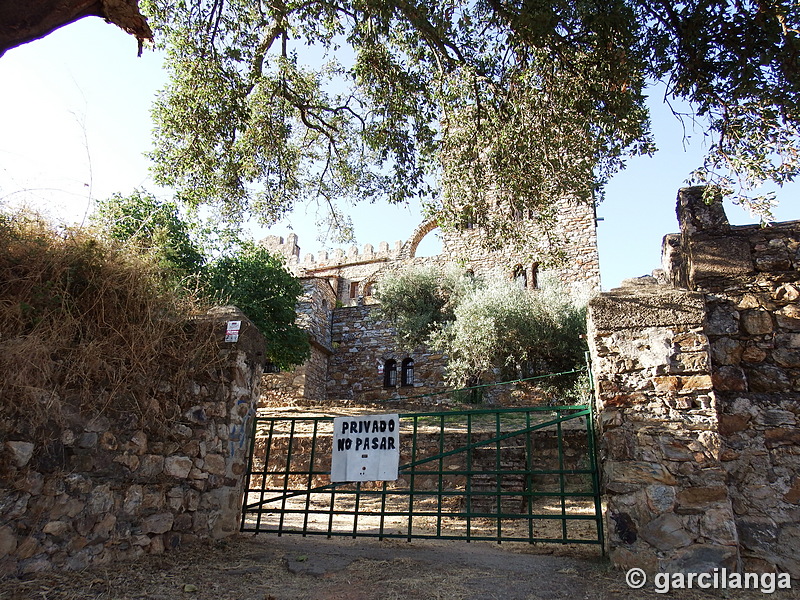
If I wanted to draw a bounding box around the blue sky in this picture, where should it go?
[1,17,797,289]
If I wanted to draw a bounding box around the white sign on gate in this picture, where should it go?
[331,414,400,482]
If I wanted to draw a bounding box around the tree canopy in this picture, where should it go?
[4,0,798,234]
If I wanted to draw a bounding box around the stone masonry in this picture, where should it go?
[0,309,266,577]
[588,187,800,576]
[262,198,600,405]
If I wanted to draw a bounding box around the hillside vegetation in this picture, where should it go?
[0,212,220,447]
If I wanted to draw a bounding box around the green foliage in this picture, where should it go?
[429,277,590,386]
[92,190,205,277]
[140,0,798,234]
[374,265,476,348]
[377,266,591,387]
[202,243,310,369]
[92,191,309,369]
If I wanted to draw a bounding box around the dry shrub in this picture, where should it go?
[0,211,221,446]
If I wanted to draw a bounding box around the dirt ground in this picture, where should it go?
[1,534,797,600]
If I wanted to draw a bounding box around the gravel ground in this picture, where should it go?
[1,534,796,600]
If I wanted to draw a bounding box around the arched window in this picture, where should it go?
[383,359,397,388]
[512,264,527,289]
[401,358,415,387]
[364,282,375,297]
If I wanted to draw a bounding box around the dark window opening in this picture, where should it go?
[383,359,397,387]
[349,282,359,298]
[401,358,415,387]
[364,282,375,297]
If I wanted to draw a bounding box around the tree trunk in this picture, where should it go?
[0,0,152,58]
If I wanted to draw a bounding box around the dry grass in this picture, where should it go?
[0,212,221,452]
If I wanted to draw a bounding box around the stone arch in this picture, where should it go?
[402,219,440,258]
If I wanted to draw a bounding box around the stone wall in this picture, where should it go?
[0,309,266,577]
[588,287,738,573]
[261,278,335,405]
[327,305,450,403]
[589,186,800,576]
[261,196,600,405]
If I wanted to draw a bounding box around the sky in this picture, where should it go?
[1,17,797,290]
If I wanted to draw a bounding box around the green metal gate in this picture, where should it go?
[240,403,603,547]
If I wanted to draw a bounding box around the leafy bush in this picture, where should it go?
[374,265,476,349]
[91,190,205,277]
[378,266,592,390]
[92,191,309,369]
[202,243,310,369]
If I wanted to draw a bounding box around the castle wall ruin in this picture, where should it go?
[262,198,600,405]
[588,187,800,576]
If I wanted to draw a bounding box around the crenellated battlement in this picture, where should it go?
[261,234,406,273]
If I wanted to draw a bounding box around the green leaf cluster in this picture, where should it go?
[376,266,591,387]
[140,0,798,233]
[92,191,309,369]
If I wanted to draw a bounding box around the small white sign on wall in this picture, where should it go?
[331,414,400,482]
[225,320,242,342]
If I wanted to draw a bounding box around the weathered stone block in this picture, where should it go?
[746,364,791,392]
[688,236,754,283]
[712,366,748,392]
[675,487,729,514]
[640,514,693,551]
[711,337,743,365]
[5,441,34,468]
[706,305,740,335]
[589,289,706,330]
[606,462,678,488]
[737,518,779,553]
[776,305,800,331]
[141,513,174,535]
[662,543,738,573]
[164,455,193,478]
[0,526,17,558]
[741,310,774,335]
[718,413,750,435]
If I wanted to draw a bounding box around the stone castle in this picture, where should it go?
[261,197,601,405]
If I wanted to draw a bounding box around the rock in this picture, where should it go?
[662,544,738,573]
[137,455,165,477]
[42,521,71,537]
[640,514,693,551]
[0,526,17,558]
[746,364,791,392]
[606,461,677,487]
[741,310,774,335]
[737,518,779,552]
[165,455,194,478]
[712,366,748,391]
[203,453,226,476]
[5,441,34,468]
[646,485,676,513]
[141,513,174,535]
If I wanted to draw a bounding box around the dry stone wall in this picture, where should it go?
[589,186,800,576]
[0,309,266,577]
[327,305,450,403]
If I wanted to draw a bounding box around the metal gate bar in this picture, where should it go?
[241,405,603,547]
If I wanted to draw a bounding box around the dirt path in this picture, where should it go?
[1,534,796,600]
